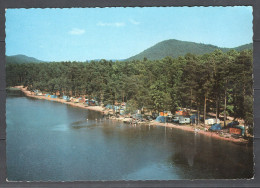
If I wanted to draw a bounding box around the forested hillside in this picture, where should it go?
[127,39,253,60]
[233,43,253,52]
[6,55,44,64]
[6,49,253,127]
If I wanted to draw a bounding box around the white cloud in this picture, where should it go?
[69,28,85,35]
[129,19,140,25]
[97,22,125,27]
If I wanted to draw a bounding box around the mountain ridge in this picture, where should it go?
[6,39,253,64]
[6,54,44,64]
[126,39,253,61]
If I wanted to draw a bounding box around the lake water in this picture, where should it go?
[6,89,254,181]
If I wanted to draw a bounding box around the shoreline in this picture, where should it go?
[148,121,250,145]
[14,86,105,112]
[14,86,251,145]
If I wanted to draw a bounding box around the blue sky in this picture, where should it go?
[6,7,253,61]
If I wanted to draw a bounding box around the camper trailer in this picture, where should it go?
[205,118,220,125]
[179,116,190,124]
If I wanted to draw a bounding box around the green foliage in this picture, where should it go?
[233,43,253,52]
[6,50,253,129]
[226,105,234,116]
[244,95,253,127]
[125,99,138,114]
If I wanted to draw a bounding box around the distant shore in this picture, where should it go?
[14,86,251,145]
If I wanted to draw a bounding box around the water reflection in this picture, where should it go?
[169,130,253,179]
[172,132,197,167]
[52,124,69,132]
[6,90,254,181]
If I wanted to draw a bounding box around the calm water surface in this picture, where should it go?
[6,90,253,181]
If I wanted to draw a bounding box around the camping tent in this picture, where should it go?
[209,123,222,131]
[156,116,166,123]
[227,121,239,127]
[155,116,171,123]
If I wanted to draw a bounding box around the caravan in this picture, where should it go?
[179,116,190,124]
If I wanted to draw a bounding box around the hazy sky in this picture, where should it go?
[6,7,253,61]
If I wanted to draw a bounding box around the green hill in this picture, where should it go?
[233,43,253,51]
[6,54,44,64]
[6,40,253,63]
[126,39,253,61]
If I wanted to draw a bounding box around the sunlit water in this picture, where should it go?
[6,90,253,181]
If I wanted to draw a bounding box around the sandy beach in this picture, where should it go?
[14,86,105,112]
[14,86,251,145]
[148,121,249,144]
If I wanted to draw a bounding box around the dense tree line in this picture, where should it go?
[6,49,253,127]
